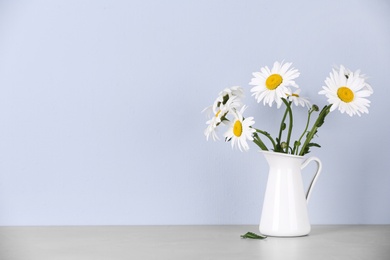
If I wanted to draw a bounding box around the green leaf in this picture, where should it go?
[240,232,267,239]
[315,105,331,127]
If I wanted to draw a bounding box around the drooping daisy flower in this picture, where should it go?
[319,66,373,116]
[203,96,241,141]
[286,88,311,108]
[250,61,300,108]
[203,104,221,141]
[204,117,221,141]
[212,86,244,112]
[224,106,256,151]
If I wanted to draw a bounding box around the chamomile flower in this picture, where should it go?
[319,66,372,116]
[250,61,300,108]
[224,106,256,151]
[204,117,221,141]
[335,65,373,93]
[203,106,226,141]
[212,86,244,112]
[203,104,221,141]
[221,85,244,99]
[286,88,311,108]
[203,96,241,141]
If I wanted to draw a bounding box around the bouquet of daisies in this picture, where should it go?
[203,61,373,155]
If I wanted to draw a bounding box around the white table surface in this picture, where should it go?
[0,225,389,260]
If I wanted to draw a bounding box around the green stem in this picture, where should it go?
[299,105,332,156]
[277,101,290,149]
[293,108,314,155]
[281,98,293,153]
[253,134,268,151]
[254,128,277,151]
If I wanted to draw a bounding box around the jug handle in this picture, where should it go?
[301,156,322,203]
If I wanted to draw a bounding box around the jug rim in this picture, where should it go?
[259,150,307,159]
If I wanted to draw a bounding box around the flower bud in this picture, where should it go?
[312,104,319,112]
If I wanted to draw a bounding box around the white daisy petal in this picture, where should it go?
[223,106,256,151]
[286,88,311,108]
[319,65,372,116]
[250,61,300,107]
[203,86,247,141]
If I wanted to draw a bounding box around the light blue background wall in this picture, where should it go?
[0,0,389,225]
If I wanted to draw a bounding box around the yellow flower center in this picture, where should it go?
[233,120,242,137]
[292,93,299,97]
[337,86,354,103]
[215,110,221,117]
[266,74,283,90]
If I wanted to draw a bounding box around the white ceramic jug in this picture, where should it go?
[259,151,322,237]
